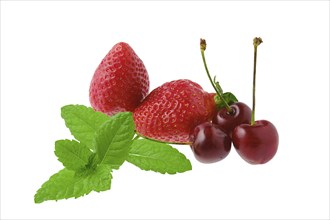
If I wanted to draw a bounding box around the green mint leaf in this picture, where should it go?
[95,112,135,169]
[54,139,93,171]
[214,92,238,110]
[127,139,192,174]
[61,105,110,151]
[34,165,112,204]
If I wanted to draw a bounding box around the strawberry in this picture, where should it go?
[89,42,149,116]
[133,79,216,144]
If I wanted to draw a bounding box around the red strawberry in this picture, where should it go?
[89,42,149,116]
[133,79,216,144]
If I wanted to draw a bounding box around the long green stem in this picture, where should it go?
[251,37,263,126]
[200,39,232,112]
[201,48,220,96]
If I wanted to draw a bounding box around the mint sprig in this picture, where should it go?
[35,105,192,203]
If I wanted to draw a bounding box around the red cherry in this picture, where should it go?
[190,122,231,163]
[213,102,251,137]
[232,37,279,165]
[232,120,278,164]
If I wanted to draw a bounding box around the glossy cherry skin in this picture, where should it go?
[232,120,278,164]
[213,102,252,138]
[190,122,231,163]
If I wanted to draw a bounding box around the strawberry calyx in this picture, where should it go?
[213,92,238,111]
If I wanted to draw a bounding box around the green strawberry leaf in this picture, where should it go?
[223,92,238,105]
[214,92,238,110]
[61,105,110,151]
[127,139,192,174]
[54,139,94,171]
[95,112,135,169]
[34,165,112,204]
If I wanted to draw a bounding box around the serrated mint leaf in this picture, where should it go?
[34,165,112,204]
[127,139,192,174]
[95,112,135,169]
[61,105,110,151]
[55,139,93,171]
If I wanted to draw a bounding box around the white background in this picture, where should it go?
[1,1,329,219]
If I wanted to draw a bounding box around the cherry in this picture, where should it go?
[190,122,231,163]
[212,102,251,137]
[232,37,279,165]
[233,120,278,164]
[200,39,251,136]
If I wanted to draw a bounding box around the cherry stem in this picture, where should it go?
[200,39,232,113]
[251,37,263,126]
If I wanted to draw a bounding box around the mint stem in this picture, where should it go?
[251,37,263,126]
[200,39,232,113]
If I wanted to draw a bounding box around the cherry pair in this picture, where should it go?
[190,102,251,163]
[190,38,278,165]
